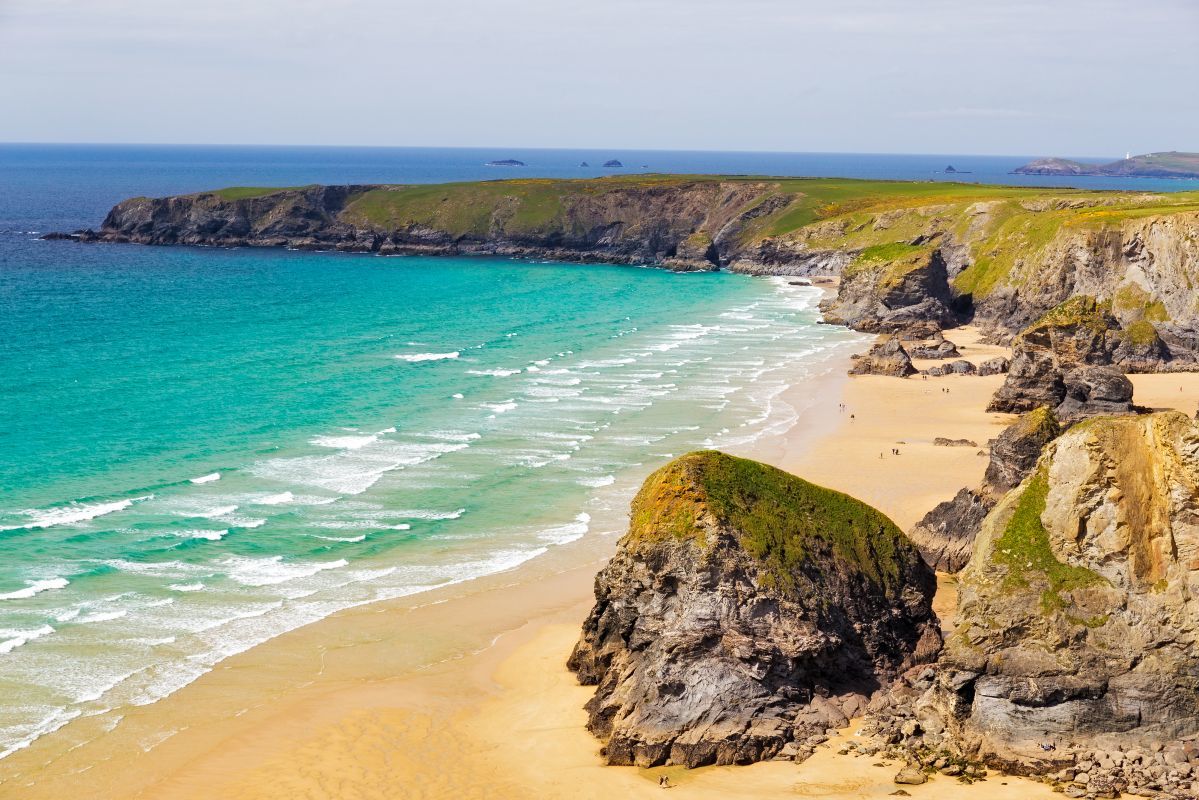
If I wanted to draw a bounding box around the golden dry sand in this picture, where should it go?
[12,324,1199,800]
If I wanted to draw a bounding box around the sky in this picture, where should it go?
[0,0,1195,157]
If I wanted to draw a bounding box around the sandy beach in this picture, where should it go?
[10,324,1199,800]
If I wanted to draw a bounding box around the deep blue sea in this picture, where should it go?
[0,144,1195,763]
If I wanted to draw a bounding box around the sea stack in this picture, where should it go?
[932,412,1199,773]
[568,451,941,768]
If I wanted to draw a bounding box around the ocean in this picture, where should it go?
[1,144,1195,763]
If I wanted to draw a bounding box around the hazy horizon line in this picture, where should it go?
[0,141,1140,162]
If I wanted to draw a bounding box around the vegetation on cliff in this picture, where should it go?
[629,451,911,592]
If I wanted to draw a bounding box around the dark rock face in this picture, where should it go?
[568,451,942,768]
[820,249,961,339]
[849,336,918,378]
[987,348,1066,413]
[982,407,1061,494]
[907,488,993,573]
[1054,366,1136,424]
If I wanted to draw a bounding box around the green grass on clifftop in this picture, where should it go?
[197,175,1199,297]
[629,450,914,594]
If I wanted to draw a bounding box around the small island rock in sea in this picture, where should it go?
[486,159,526,167]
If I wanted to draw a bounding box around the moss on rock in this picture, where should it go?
[629,451,914,593]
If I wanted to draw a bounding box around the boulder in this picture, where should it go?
[987,347,1066,413]
[977,356,1010,376]
[849,337,918,378]
[1054,365,1136,424]
[894,765,927,785]
[946,359,976,375]
[933,413,1199,765]
[568,451,942,768]
[911,338,961,360]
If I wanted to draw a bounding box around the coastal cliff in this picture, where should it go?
[567,451,941,768]
[59,176,1199,368]
[868,413,1199,798]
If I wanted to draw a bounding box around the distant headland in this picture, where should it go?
[1013,151,1199,179]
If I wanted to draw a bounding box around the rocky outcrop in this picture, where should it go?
[64,180,785,269]
[909,407,1061,573]
[567,451,941,768]
[910,335,960,360]
[922,413,1199,770]
[989,301,1139,420]
[1055,366,1136,424]
[907,488,993,573]
[820,247,961,338]
[987,348,1066,413]
[976,356,1010,376]
[848,336,918,377]
[983,407,1061,494]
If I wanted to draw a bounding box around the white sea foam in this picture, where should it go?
[0,495,151,532]
[421,430,481,443]
[223,556,349,587]
[255,491,294,505]
[76,609,128,624]
[451,393,464,399]
[169,582,204,592]
[466,368,522,377]
[314,534,367,543]
[189,473,221,484]
[176,529,228,541]
[578,474,616,488]
[395,351,459,362]
[310,434,378,450]
[0,577,69,601]
[539,512,591,545]
[482,400,518,414]
[393,508,465,520]
[0,625,54,654]
[250,441,469,495]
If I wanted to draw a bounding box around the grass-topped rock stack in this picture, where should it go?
[918,412,1199,781]
[567,451,941,768]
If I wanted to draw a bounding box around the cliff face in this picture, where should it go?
[567,451,941,768]
[79,180,780,270]
[938,413,1199,765]
[62,177,1199,366]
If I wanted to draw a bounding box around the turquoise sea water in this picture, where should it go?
[2,145,1195,763]
[0,148,882,761]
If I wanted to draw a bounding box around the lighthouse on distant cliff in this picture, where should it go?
[1126,152,1132,160]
